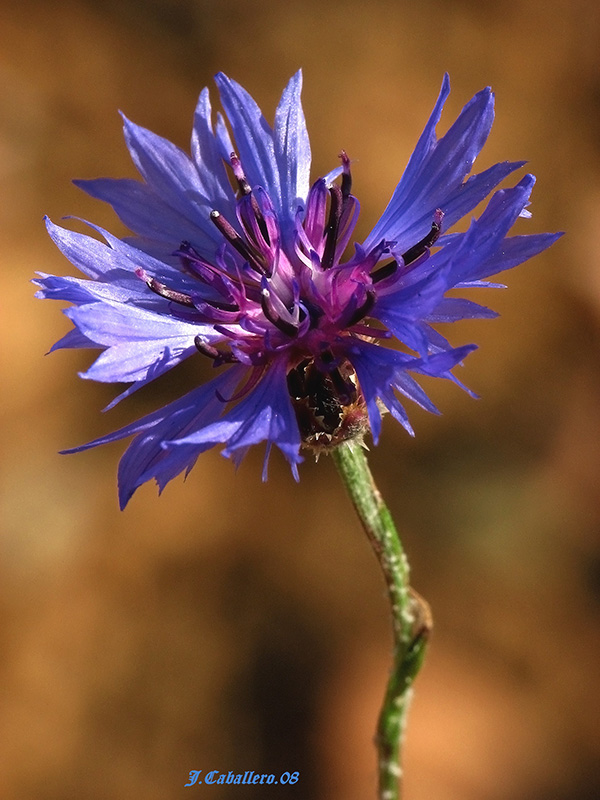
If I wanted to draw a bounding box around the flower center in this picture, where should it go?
[135,151,443,440]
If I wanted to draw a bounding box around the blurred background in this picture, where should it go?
[1,0,599,798]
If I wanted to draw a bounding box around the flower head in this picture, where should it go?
[37,71,560,508]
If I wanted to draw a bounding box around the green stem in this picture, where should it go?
[332,440,431,800]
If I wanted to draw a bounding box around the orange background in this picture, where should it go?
[1,1,599,798]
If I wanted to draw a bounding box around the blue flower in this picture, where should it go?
[36,71,561,508]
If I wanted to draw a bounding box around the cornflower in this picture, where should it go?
[36,72,558,509]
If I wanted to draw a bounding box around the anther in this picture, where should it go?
[401,209,443,266]
[322,184,343,270]
[210,210,268,275]
[230,152,252,196]
[209,299,240,312]
[346,289,376,326]
[372,210,444,283]
[136,269,195,307]
[260,290,298,337]
[339,150,352,200]
[194,337,220,359]
[252,196,270,245]
[194,335,237,365]
[371,260,398,284]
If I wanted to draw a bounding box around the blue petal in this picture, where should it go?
[191,88,236,216]
[117,369,243,508]
[34,271,141,305]
[170,359,302,474]
[373,268,450,354]
[45,217,145,286]
[412,344,477,376]
[426,297,499,323]
[347,340,442,436]
[397,73,452,192]
[437,160,525,233]
[346,339,477,442]
[74,177,221,258]
[473,232,562,281]
[62,366,244,509]
[346,342,415,441]
[45,217,214,299]
[121,114,209,215]
[379,160,526,256]
[65,300,206,346]
[364,75,504,252]
[411,345,478,398]
[82,342,197,384]
[442,174,554,285]
[65,301,213,383]
[214,72,282,210]
[48,327,96,352]
[273,70,311,230]
[215,111,235,161]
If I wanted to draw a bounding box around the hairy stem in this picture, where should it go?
[332,441,431,800]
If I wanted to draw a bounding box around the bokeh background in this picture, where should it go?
[1,0,599,798]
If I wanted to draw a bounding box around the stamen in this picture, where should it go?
[136,269,195,307]
[176,241,241,303]
[371,260,398,284]
[372,210,444,283]
[252,196,271,245]
[207,299,240,312]
[230,152,252,196]
[237,194,271,253]
[401,209,444,266]
[194,337,220,359]
[322,184,343,270]
[194,335,238,365]
[302,298,325,328]
[260,288,298,337]
[210,210,268,275]
[339,150,352,200]
[346,289,376,326]
[229,152,270,244]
